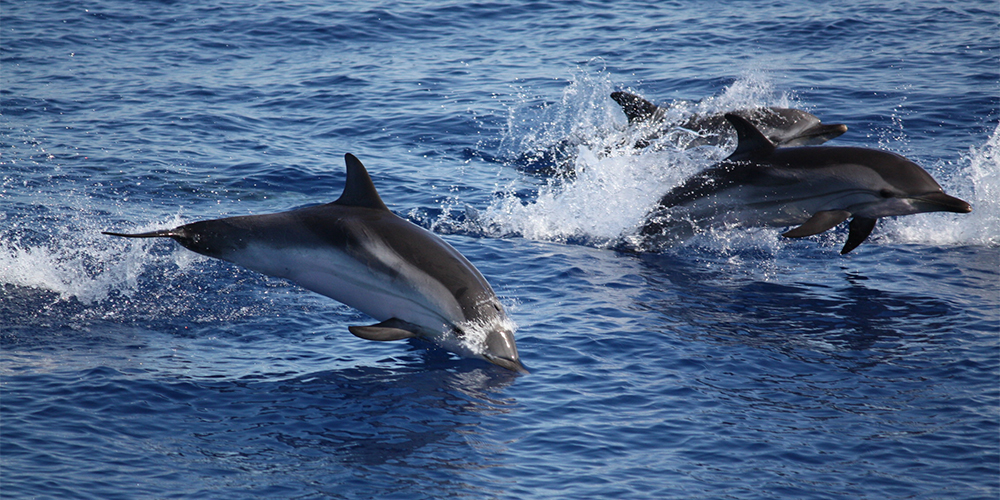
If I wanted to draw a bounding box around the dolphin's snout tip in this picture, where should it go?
[917,192,972,214]
[485,354,530,374]
[954,198,973,214]
[482,325,526,373]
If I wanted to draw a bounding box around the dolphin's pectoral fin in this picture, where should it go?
[782,210,851,238]
[349,318,421,341]
[841,217,878,255]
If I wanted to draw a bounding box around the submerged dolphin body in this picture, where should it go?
[640,114,972,254]
[611,91,848,149]
[104,154,526,373]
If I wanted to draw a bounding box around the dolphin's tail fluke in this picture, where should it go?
[102,229,176,238]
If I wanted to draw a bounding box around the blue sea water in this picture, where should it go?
[2,0,999,498]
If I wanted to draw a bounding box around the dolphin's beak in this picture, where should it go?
[818,123,849,137]
[801,123,848,144]
[912,192,972,214]
[484,329,529,374]
[485,354,530,374]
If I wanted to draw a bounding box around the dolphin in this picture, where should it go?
[639,114,972,254]
[610,91,848,149]
[104,154,526,373]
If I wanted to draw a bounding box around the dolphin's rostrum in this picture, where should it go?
[105,154,526,373]
[640,114,972,254]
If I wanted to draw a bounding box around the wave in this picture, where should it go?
[0,210,301,333]
[2,220,154,305]
[0,212,204,308]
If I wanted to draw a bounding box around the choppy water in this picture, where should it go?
[2,1,998,499]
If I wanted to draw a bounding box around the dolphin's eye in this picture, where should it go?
[879,189,894,198]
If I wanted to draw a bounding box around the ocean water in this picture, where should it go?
[2,0,998,498]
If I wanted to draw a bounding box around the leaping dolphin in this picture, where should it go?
[639,114,972,254]
[104,154,526,373]
[611,91,848,149]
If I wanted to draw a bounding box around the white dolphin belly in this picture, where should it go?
[233,241,464,337]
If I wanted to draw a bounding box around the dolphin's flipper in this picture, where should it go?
[610,91,659,123]
[782,210,852,238]
[724,113,776,160]
[349,318,421,341]
[841,217,878,254]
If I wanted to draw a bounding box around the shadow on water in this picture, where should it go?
[177,363,520,493]
[629,248,960,363]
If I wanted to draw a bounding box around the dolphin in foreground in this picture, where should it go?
[104,154,526,373]
[611,91,848,149]
[639,114,972,254]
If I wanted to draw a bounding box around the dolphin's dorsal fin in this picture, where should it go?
[333,153,389,211]
[611,91,659,123]
[349,318,421,341]
[726,113,776,160]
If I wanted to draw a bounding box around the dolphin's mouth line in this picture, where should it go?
[801,123,849,139]
[911,192,973,213]
[483,353,530,374]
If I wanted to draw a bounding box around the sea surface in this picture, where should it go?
[2,1,998,499]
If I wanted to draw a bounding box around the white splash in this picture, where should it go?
[479,69,794,249]
[884,123,1000,247]
[482,149,673,245]
[0,214,198,305]
[496,63,625,161]
[451,313,520,360]
[474,68,995,253]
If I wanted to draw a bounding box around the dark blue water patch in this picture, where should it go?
[429,1,562,23]
[298,74,370,91]
[1,360,520,499]
[0,94,85,118]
